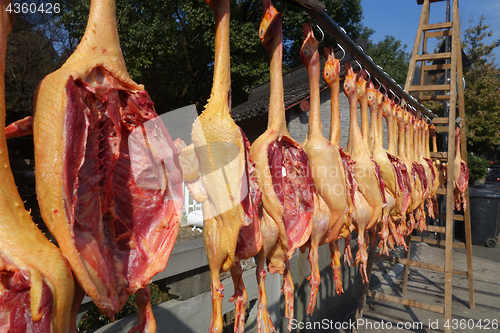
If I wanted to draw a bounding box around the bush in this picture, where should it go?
[467,152,489,184]
[78,284,171,331]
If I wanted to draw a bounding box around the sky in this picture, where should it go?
[360,0,500,63]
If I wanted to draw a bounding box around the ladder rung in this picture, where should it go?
[408,84,450,92]
[434,125,449,132]
[423,63,452,71]
[427,225,445,233]
[415,52,451,61]
[421,95,450,101]
[431,117,449,124]
[430,151,447,159]
[377,255,468,277]
[426,30,452,38]
[435,188,446,195]
[367,290,444,314]
[436,213,464,221]
[422,22,453,31]
[417,0,447,4]
[411,236,466,249]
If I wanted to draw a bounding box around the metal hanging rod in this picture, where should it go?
[284,0,437,120]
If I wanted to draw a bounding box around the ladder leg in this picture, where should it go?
[452,1,475,310]
[404,0,430,91]
[442,0,462,329]
[401,234,412,294]
[463,188,475,309]
[417,9,430,101]
[444,209,453,333]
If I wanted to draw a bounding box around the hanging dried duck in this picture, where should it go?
[32,0,183,330]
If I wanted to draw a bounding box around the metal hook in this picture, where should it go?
[372,76,383,93]
[387,88,395,100]
[337,43,346,61]
[283,2,287,14]
[379,83,387,96]
[353,59,362,74]
[365,69,371,83]
[315,24,325,44]
[390,89,401,105]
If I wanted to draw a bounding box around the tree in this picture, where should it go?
[467,152,489,185]
[57,0,372,114]
[281,0,373,68]
[366,36,409,87]
[6,1,66,122]
[461,15,500,156]
[5,0,68,159]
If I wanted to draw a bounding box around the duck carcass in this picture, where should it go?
[453,123,469,210]
[32,0,183,330]
[178,0,262,331]
[324,47,357,287]
[343,65,385,282]
[410,113,429,232]
[380,96,411,248]
[395,106,420,234]
[250,2,313,330]
[423,121,440,218]
[0,4,75,332]
[300,28,348,313]
[367,85,411,254]
[416,118,436,223]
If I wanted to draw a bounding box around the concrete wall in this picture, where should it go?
[86,235,363,333]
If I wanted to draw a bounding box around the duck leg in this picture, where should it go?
[128,286,156,333]
[229,263,247,333]
[329,241,344,295]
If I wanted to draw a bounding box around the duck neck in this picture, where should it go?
[425,126,431,159]
[78,0,125,65]
[267,28,286,132]
[432,131,438,153]
[385,113,395,155]
[369,100,379,152]
[393,108,399,156]
[416,125,422,159]
[407,121,414,161]
[455,126,462,160]
[329,78,341,145]
[413,123,419,160]
[420,124,426,159]
[209,0,231,115]
[0,6,11,181]
[375,102,384,149]
[347,92,363,154]
[398,120,406,160]
[307,52,323,138]
[359,91,370,153]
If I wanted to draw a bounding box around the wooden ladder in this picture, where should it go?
[355,1,474,332]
